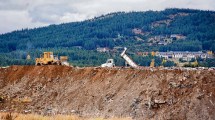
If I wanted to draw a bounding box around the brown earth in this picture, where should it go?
[0,65,215,120]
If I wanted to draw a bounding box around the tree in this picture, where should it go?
[163,61,176,67]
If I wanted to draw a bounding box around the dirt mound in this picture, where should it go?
[0,65,215,119]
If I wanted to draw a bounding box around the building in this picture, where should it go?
[149,36,173,46]
[170,34,186,40]
[132,28,144,35]
[157,51,212,61]
[158,41,167,45]
[96,47,110,52]
[136,52,149,56]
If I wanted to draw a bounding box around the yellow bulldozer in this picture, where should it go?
[35,52,69,66]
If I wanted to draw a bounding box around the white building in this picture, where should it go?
[96,47,109,52]
[157,51,212,61]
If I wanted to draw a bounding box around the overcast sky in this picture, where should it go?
[0,0,214,34]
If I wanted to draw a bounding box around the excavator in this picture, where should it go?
[35,52,69,66]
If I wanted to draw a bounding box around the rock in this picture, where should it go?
[154,99,166,104]
[169,82,179,88]
[0,96,5,103]
[196,93,204,99]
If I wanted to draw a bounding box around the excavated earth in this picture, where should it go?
[0,65,215,120]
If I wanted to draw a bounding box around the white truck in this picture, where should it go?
[101,59,115,67]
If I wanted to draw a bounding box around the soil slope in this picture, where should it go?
[0,65,215,120]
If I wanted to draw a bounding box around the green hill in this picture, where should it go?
[0,8,215,66]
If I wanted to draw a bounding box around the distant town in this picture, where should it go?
[97,46,214,67]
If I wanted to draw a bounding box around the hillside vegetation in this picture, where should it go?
[0,8,215,66]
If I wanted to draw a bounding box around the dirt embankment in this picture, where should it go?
[0,65,215,120]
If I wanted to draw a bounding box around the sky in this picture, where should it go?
[0,0,215,34]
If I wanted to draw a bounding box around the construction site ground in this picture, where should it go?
[0,65,215,120]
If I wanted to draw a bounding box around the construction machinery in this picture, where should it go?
[150,59,155,67]
[101,59,115,67]
[120,47,139,68]
[60,56,70,66]
[35,52,69,66]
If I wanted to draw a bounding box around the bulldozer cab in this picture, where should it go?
[43,52,54,59]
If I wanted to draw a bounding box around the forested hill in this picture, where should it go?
[0,8,215,66]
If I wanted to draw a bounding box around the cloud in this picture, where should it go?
[0,0,29,11]
[0,0,215,34]
[0,10,47,34]
[28,4,75,23]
